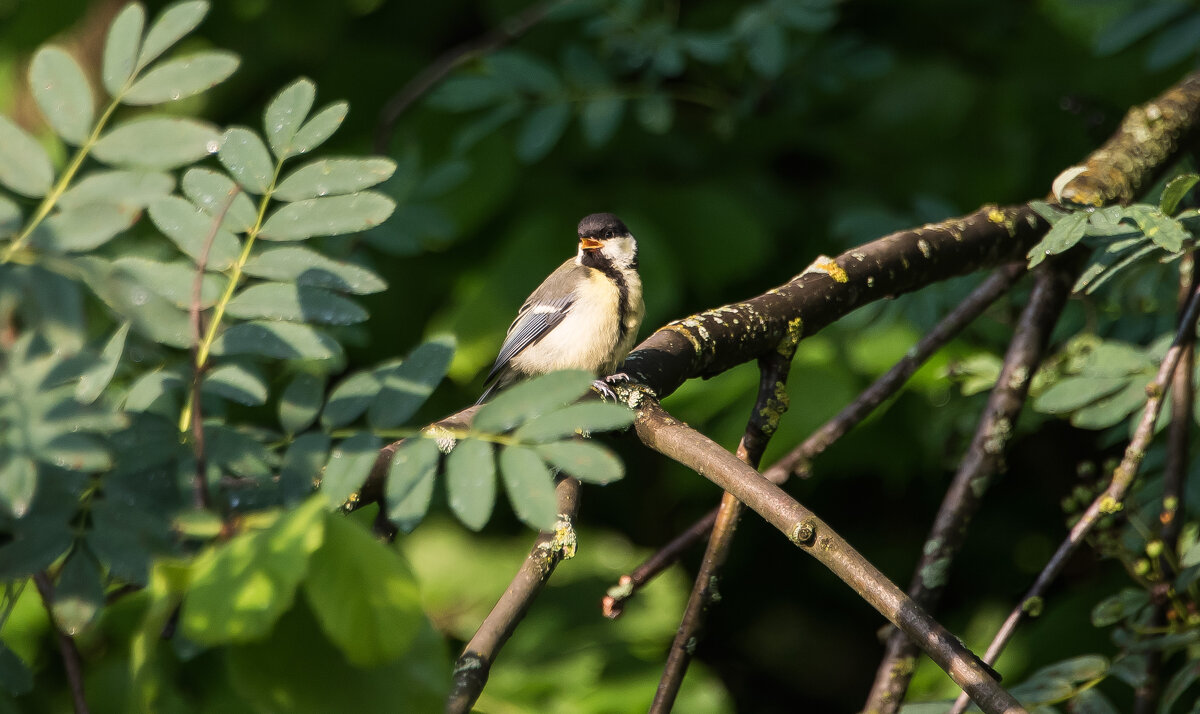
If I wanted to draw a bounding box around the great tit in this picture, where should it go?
[477,212,644,404]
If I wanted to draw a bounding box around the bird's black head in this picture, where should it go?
[577,212,629,240]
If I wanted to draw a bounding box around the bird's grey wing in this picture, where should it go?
[481,292,576,387]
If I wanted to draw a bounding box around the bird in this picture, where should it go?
[477,212,644,404]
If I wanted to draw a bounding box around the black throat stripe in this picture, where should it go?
[582,251,631,340]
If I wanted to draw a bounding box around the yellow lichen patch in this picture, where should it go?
[778,316,803,356]
[659,323,704,355]
[916,239,932,259]
[803,255,848,283]
[987,207,1006,224]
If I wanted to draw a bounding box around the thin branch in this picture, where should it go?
[605,263,1025,614]
[446,477,581,714]
[1133,254,1195,714]
[632,396,1025,714]
[373,0,562,153]
[651,345,796,713]
[863,261,1076,714]
[764,262,1026,483]
[948,276,1200,714]
[33,572,89,714]
[185,188,240,511]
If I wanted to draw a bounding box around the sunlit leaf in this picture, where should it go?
[102,2,145,96]
[0,455,37,518]
[1027,211,1088,268]
[0,195,20,236]
[321,369,381,428]
[111,256,224,309]
[321,432,380,508]
[279,373,324,434]
[475,370,595,433]
[264,78,316,158]
[52,547,105,636]
[181,167,258,233]
[93,116,220,170]
[259,192,394,241]
[136,0,210,71]
[226,282,367,325]
[75,321,130,404]
[218,127,275,195]
[386,438,439,532]
[1092,588,1149,627]
[1124,204,1186,253]
[515,103,571,163]
[290,101,348,156]
[535,440,623,484]
[148,195,242,270]
[182,496,325,644]
[124,51,238,105]
[0,116,53,198]
[368,336,455,429]
[204,362,268,406]
[303,515,423,665]
[243,246,387,294]
[59,170,175,211]
[1160,173,1200,215]
[38,433,112,472]
[31,203,137,253]
[499,445,557,530]
[124,369,185,413]
[1034,375,1129,414]
[29,47,94,145]
[211,321,343,361]
[274,158,396,202]
[444,439,495,531]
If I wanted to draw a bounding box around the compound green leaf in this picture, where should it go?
[0,455,37,518]
[124,51,238,105]
[1160,173,1200,215]
[1027,211,1088,268]
[368,336,455,429]
[211,321,343,361]
[264,78,316,158]
[219,127,275,195]
[274,158,396,202]
[0,116,53,198]
[182,496,326,644]
[243,246,386,294]
[31,203,137,253]
[75,321,130,404]
[52,547,105,636]
[59,170,174,211]
[280,432,328,504]
[386,438,439,532]
[535,440,623,484]
[110,257,223,309]
[290,102,348,156]
[29,47,94,145]
[259,192,395,241]
[102,2,145,96]
[499,446,557,530]
[136,0,209,71]
[474,370,594,433]
[321,369,381,428]
[204,362,268,406]
[303,515,423,666]
[515,103,570,163]
[444,438,495,531]
[226,282,367,325]
[279,372,324,434]
[322,432,380,508]
[514,402,634,443]
[148,195,241,270]
[93,116,220,170]
[181,167,258,233]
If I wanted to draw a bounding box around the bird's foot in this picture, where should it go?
[592,373,632,402]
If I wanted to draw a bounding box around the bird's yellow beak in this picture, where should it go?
[579,237,603,251]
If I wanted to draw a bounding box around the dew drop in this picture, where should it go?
[130,288,149,306]
[205,140,220,154]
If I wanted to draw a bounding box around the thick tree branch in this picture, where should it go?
[446,477,581,714]
[33,572,89,714]
[651,344,796,713]
[631,396,1024,714]
[949,276,1200,714]
[1059,72,1200,208]
[863,261,1076,714]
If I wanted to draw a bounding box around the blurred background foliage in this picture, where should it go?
[3,0,1200,710]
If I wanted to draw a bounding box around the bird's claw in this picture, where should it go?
[592,373,631,402]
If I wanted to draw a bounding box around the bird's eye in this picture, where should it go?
[604,229,614,238]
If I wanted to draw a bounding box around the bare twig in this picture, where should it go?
[863,262,1076,714]
[374,0,562,153]
[766,262,1026,482]
[1133,255,1195,714]
[948,277,1200,714]
[605,264,1025,614]
[631,396,1025,714]
[651,344,796,713]
[446,477,582,714]
[33,572,89,714]
[185,188,240,510]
